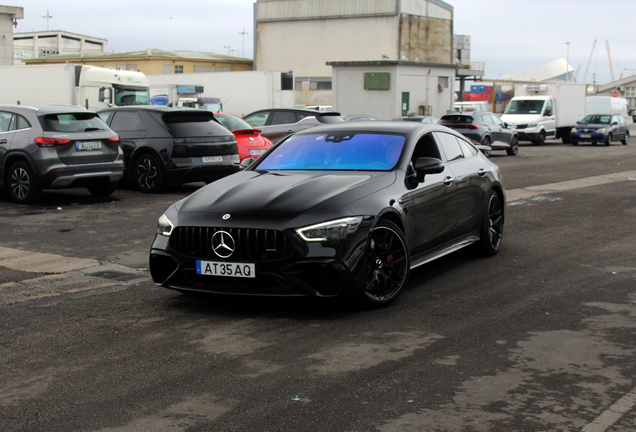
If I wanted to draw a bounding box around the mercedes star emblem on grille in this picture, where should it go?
[212,231,235,258]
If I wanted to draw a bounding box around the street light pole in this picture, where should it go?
[239,28,249,58]
[566,41,571,82]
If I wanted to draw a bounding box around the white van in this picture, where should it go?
[586,96,633,123]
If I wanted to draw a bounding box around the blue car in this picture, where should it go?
[570,114,629,146]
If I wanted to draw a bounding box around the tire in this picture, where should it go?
[572,141,578,146]
[481,136,491,148]
[7,161,42,204]
[534,130,546,146]
[622,132,629,145]
[506,135,519,156]
[476,190,504,256]
[87,181,118,197]
[134,153,165,193]
[356,220,410,308]
[605,133,612,146]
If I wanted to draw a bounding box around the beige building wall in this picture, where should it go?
[0,5,23,66]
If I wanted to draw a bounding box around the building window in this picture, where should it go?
[127,64,137,71]
[625,87,636,98]
[116,64,126,70]
[163,65,172,74]
[316,81,331,90]
[195,66,213,73]
[214,66,232,72]
[438,76,449,88]
[175,65,184,74]
[38,49,59,57]
[281,73,293,91]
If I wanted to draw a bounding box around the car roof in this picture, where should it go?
[291,120,439,137]
[246,108,341,116]
[0,104,94,115]
[97,105,205,113]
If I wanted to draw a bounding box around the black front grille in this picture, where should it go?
[170,227,294,261]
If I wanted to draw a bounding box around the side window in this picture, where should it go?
[410,133,442,165]
[16,115,31,130]
[611,116,619,124]
[244,111,269,127]
[434,132,464,162]
[490,115,504,126]
[481,115,494,125]
[457,136,478,157]
[271,111,299,125]
[110,111,143,131]
[0,112,13,132]
[545,100,554,114]
[98,111,113,124]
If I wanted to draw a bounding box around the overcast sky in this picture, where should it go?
[12,0,635,85]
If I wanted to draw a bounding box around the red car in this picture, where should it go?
[214,112,273,161]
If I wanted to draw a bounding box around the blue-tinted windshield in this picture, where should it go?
[256,133,406,171]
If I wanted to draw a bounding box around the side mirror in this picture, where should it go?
[414,157,444,183]
[544,110,553,116]
[240,157,256,170]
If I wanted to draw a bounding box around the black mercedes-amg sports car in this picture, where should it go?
[149,122,505,307]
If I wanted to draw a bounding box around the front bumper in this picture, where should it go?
[148,224,371,298]
[570,132,608,143]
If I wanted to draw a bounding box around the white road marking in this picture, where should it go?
[581,386,636,432]
[507,170,636,202]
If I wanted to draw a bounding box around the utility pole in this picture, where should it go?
[223,45,231,55]
[41,9,53,31]
[239,27,249,58]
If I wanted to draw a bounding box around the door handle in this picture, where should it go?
[443,176,454,186]
[477,169,487,176]
[0,139,7,144]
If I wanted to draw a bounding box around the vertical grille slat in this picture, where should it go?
[170,226,292,261]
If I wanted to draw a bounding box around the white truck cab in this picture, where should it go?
[501,83,586,144]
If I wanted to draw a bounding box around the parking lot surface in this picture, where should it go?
[1,140,635,431]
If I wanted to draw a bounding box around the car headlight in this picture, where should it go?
[528,122,538,127]
[157,214,175,237]
[571,127,577,133]
[296,217,363,242]
[597,128,606,133]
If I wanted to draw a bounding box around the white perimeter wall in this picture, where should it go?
[146,71,295,117]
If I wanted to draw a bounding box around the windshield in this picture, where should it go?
[214,113,253,131]
[504,99,545,115]
[255,132,405,171]
[40,113,109,132]
[114,85,150,106]
[580,115,611,124]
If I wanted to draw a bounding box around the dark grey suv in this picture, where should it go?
[98,106,240,193]
[0,105,124,204]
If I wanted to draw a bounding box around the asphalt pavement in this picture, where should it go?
[1,139,635,431]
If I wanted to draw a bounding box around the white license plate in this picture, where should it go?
[196,260,255,278]
[201,156,223,163]
[249,149,266,156]
[76,141,102,151]
[580,134,591,138]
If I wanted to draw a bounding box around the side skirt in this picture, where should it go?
[410,234,479,270]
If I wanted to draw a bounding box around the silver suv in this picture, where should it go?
[0,105,124,204]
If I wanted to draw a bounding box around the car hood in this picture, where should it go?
[576,123,611,129]
[178,170,396,215]
[500,113,544,124]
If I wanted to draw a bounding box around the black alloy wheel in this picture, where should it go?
[605,133,612,146]
[622,132,629,145]
[477,191,504,256]
[7,161,42,204]
[134,153,165,193]
[360,220,410,307]
[506,135,519,156]
[481,136,491,148]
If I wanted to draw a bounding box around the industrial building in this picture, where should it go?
[254,0,455,106]
[0,5,22,65]
[13,30,107,63]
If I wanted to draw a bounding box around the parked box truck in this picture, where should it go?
[0,64,150,110]
[586,96,632,123]
[501,83,586,144]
